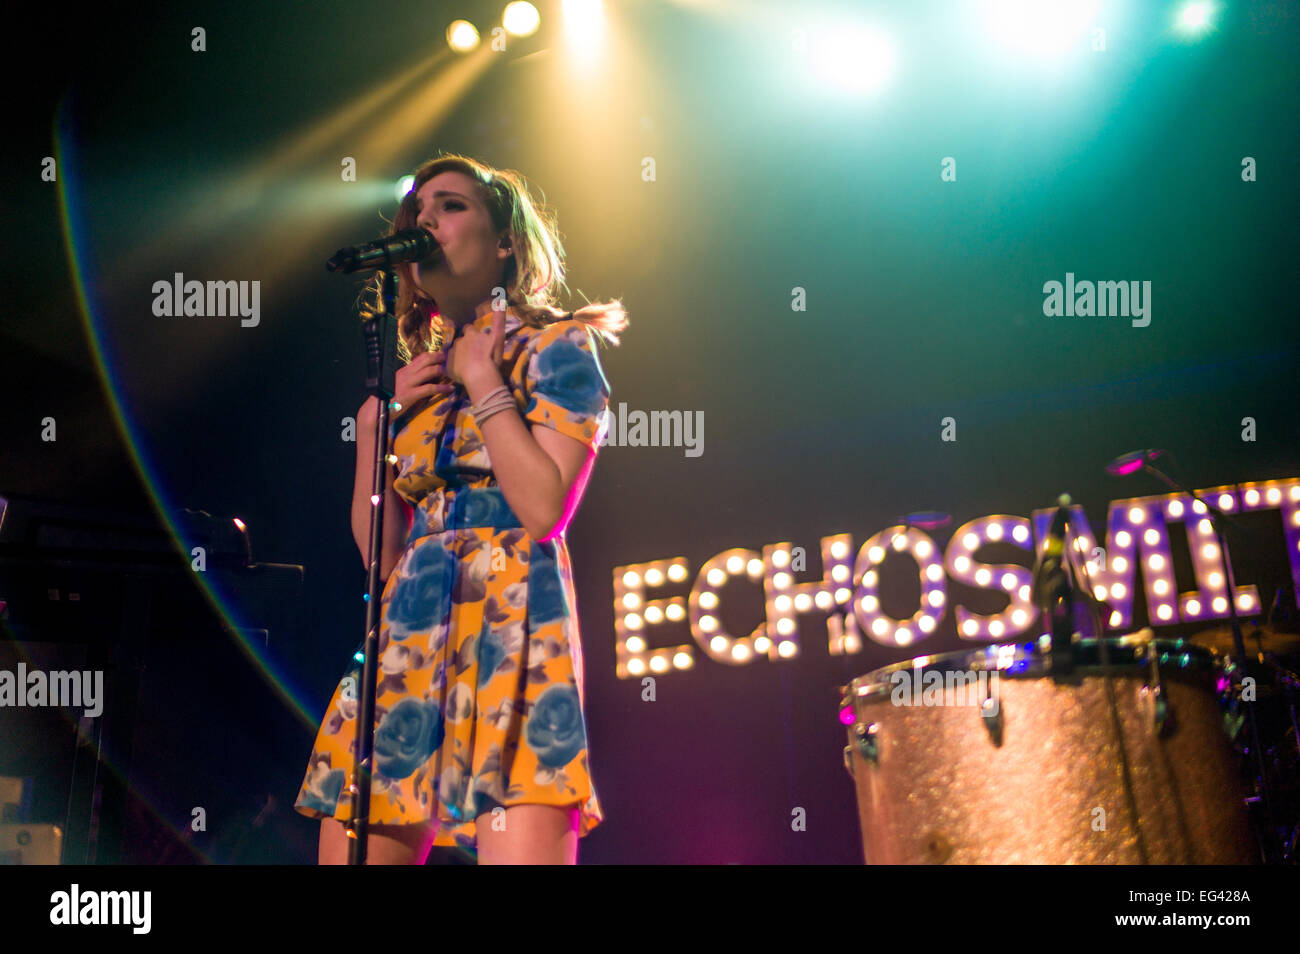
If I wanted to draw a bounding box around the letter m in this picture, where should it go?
[207,280,239,317]
[1097,281,1128,317]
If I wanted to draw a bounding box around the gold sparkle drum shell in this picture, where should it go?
[840,638,1257,864]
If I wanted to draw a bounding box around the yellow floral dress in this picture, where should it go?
[294,299,609,855]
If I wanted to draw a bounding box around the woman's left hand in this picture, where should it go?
[446,308,506,391]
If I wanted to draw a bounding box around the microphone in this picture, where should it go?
[326,228,439,274]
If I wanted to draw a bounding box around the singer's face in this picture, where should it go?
[410,171,511,312]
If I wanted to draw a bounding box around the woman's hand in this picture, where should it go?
[359,347,456,424]
[393,346,456,416]
[446,309,506,393]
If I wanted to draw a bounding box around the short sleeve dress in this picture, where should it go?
[294,299,609,855]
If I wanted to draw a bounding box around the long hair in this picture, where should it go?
[360,153,628,362]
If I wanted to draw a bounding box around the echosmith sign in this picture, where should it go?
[610,478,1300,679]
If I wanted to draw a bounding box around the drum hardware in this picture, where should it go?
[841,677,1006,779]
[1033,495,1077,675]
[1137,641,1173,737]
[843,721,879,776]
[980,684,1003,746]
[1212,638,1300,863]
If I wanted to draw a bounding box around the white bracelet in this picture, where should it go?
[475,401,516,426]
[470,386,515,423]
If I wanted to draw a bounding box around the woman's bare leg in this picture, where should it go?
[474,804,580,865]
[318,817,437,865]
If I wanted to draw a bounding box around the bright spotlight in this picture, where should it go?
[1176,1,1216,33]
[503,2,541,37]
[447,19,481,53]
[563,0,605,56]
[395,175,415,202]
[985,0,1099,58]
[810,25,896,94]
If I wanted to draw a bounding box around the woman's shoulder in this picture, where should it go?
[516,314,592,352]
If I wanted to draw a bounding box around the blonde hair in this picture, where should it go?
[360,152,628,362]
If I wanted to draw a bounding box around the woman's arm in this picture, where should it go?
[463,369,591,541]
[352,396,412,580]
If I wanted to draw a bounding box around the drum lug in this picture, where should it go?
[852,721,880,766]
[1142,648,1174,736]
[980,693,1003,747]
[1140,683,1171,736]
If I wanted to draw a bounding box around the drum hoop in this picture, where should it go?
[842,636,1220,703]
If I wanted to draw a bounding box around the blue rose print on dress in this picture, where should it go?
[528,335,606,417]
[456,487,518,530]
[477,624,506,689]
[298,768,346,815]
[528,542,566,627]
[525,684,586,768]
[374,698,444,780]
[386,542,454,640]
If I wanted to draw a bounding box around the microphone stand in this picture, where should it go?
[1033,498,1077,675]
[1135,463,1280,864]
[347,269,400,865]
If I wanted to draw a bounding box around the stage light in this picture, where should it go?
[446,20,481,52]
[809,24,896,94]
[503,2,541,37]
[984,0,1099,58]
[563,0,606,55]
[1177,2,1215,33]
[395,175,415,202]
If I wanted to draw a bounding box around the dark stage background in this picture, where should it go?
[2,1,1298,863]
